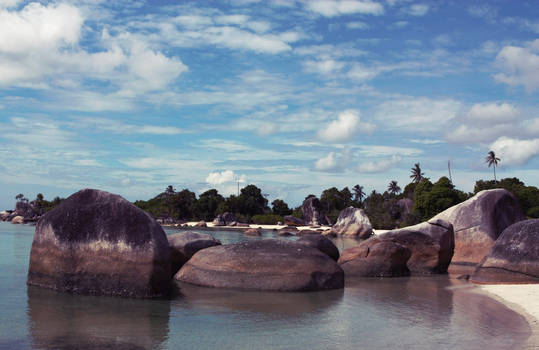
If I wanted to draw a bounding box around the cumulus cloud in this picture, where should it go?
[314,152,341,172]
[494,39,539,92]
[318,110,375,143]
[346,21,368,29]
[465,102,518,124]
[490,137,539,166]
[303,0,384,17]
[206,170,246,185]
[358,155,401,173]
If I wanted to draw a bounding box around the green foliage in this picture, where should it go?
[134,187,196,220]
[252,214,283,225]
[320,187,353,213]
[271,199,292,216]
[191,189,225,221]
[474,177,539,218]
[29,194,64,215]
[364,190,394,229]
[413,177,469,221]
[402,182,416,199]
[291,206,302,219]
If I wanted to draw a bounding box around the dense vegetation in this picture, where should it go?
[10,162,538,227]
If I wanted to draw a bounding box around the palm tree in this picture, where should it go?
[353,184,365,204]
[410,163,424,183]
[485,151,500,182]
[387,180,401,195]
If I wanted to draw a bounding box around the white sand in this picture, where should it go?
[481,284,539,347]
[183,222,332,231]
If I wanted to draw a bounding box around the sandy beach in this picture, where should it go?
[480,285,539,348]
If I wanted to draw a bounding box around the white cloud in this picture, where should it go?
[347,63,379,81]
[303,0,384,17]
[206,170,246,185]
[494,40,539,92]
[490,136,539,166]
[375,97,461,132]
[303,59,346,75]
[71,117,186,135]
[465,102,518,124]
[406,4,429,16]
[467,4,497,22]
[358,155,401,173]
[74,159,100,167]
[315,152,340,171]
[346,21,368,29]
[318,110,375,143]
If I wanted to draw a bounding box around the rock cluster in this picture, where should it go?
[302,197,328,226]
[432,189,526,268]
[212,212,238,226]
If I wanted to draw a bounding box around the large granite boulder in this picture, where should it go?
[27,189,171,298]
[297,235,340,261]
[194,221,207,227]
[212,212,237,226]
[330,207,372,239]
[283,215,305,226]
[379,219,454,274]
[432,189,526,268]
[471,219,539,283]
[168,232,221,277]
[175,239,344,291]
[338,237,411,277]
[302,197,327,226]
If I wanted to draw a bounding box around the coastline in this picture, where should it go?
[478,284,539,348]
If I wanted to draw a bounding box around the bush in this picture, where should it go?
[251,214,283,225]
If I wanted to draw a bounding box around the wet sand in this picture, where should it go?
[479,285,539,349]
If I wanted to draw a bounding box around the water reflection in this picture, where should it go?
[174,281,344,318]
[27,286,170,350]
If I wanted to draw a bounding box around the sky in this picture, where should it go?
[0,0,538,210]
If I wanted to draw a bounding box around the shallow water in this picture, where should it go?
[0,222,531,350]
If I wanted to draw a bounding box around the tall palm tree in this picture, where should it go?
[410,163,424,183]
[485,151,500,182]
[387,180,401,195]
[353,184,365,204]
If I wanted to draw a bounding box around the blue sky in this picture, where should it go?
[0,0,538,209]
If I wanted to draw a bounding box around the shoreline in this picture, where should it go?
[477,284,539,348]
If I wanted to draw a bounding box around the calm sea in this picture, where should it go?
[0,222,531,350]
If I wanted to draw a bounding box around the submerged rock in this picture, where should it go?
[176,239,344,291]
[471,219,539,284]
[297,235,340,261]
[432,189,526,269]
[244,228,262,236]
[27,189,171,298]
[339,237,411,277]
[194,221,207,227]
[330,207,372,239]
[168,232,221,277]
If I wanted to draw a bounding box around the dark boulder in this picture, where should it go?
[16,201,36,218]
[379,219,454,274]
[212,212,237,226]
[296,229,320,236]
[168,232,221,277]
[433,189,526,268]
[297,235,340,261]
[302,197,327,226]
[284,215,305,226]
[175,239,344,291]
[194,221,207,227]
[471,219,539,283]
[330,207,372,239]
[338,237,411,277]
[27,189,171,298]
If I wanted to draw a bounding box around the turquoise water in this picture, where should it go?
[0,222,531,349]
